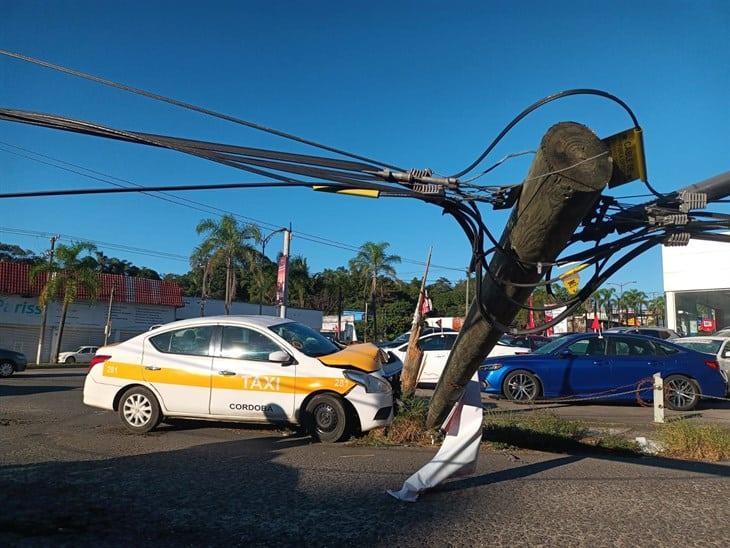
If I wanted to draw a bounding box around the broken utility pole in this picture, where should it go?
[401,247,432,395]
[427,122,613,428]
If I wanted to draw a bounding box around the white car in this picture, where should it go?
[675,336,730,387]
[83,316,393,442]
[58,346,99,364]
[388,331,527,384]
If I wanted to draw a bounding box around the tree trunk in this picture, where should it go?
[427,122,612,428]
[55,298,69,364]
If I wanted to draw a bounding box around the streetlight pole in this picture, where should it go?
[259,228,286,315]
[607,281,636,326]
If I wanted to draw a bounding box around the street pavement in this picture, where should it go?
[2,369,729,546]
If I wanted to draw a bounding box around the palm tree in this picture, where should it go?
[349,241,401,340]
[594,287,616,325]
[195,215,260,314]
[190,241,214,316]
[31,242,100,363]
[648,295,665,326]
[288,255,311,309]
[622,289,648,326]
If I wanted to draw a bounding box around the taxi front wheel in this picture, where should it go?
[118,386,162,434]
[304,394,350,443]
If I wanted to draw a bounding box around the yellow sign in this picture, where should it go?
[312,185,380,198]
[563,273,581,296]
[602,127,647,188]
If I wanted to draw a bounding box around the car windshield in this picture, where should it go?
[533,336,573,355]
[269,322,340,357]
[678,340,723,355]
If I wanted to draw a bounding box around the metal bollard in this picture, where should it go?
[653,372,664,423]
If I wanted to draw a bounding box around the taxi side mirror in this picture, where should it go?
[269,350,292,365]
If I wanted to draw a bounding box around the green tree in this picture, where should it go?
[31,242,100,362]
[195,215,260,314]
[647,295,665,326]
[288,255,311,309]
[348,242,401,340]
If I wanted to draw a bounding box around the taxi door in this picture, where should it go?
[142,325,214,414]
[209,325,296,422]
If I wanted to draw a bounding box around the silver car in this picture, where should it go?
[674,336,730,390]
[58,346,99,364]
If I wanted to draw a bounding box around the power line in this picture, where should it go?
[0,49,405,172]
[0,141,465,271]
[0,226,189,262]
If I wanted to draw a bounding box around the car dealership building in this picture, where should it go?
[662,237,730,336]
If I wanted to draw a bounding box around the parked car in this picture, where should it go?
[0,348,28,377]
[377,327,457,349]
[58,346,99,364]
[478,333,726,411]
[714,327,730,337]
[499,334,552,351]
[388,331,527,385]
[83,316,393,441]
[674,336,730,388]
[603,327,679,340]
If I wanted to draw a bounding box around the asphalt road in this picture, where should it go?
[2,369,729,546]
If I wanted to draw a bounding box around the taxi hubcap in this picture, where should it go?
[314,403,338,433]
[123,394,152,426]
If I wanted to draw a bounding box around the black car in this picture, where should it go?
[0,348,28,377]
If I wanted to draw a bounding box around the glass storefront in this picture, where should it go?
[674,290,730,336]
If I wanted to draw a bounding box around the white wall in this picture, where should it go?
[662,238,730,292]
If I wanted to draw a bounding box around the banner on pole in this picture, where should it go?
[275,255,288,306]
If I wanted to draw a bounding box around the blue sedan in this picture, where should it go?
[479,333,727,411]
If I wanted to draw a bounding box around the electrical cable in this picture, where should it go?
[0,49,405,171]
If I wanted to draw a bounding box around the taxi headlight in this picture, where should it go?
[343,370,391,394]
[479,363,503,372]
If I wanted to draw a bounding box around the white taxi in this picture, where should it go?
[83,316,394,442]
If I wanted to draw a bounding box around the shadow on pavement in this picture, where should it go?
[0,385,76,397]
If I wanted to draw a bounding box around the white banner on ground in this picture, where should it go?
[387,372,483,502]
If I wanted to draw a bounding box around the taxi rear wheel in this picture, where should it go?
[304,394,350,443]
[118,386,161,433]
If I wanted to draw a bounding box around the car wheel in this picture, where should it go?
[65,356,76,364]
[304,394,350,443]
[118,386,161,433]
[664,375,700,411]
[503,370,540,403]
[0,362,14,377]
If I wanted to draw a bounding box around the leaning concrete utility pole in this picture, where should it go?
[427,122,613,428]
[35,234,58,364]
[278,225,291,319]
[401,246,432,394]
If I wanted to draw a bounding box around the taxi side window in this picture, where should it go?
[221,326,282,361]
[150,326,213,357]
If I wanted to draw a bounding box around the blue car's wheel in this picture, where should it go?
[503,371,540,403]
[664,375,700,411]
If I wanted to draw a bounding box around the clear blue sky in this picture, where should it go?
[1,1,728,294]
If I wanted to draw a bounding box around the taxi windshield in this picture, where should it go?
[270,322,340,357]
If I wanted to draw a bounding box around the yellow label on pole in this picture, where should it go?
[563,273,581,296]
[602,127,647,188]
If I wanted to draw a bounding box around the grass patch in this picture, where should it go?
[354,395,437,446]
[483,411,587,452]
[658,420,730,462]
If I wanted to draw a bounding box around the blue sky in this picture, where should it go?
[1,1,728,293]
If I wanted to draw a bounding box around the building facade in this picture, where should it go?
[662,238,730,336]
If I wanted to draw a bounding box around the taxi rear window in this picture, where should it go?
[150,326,212,356]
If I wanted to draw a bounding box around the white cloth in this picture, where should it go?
[387,372,483,502]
